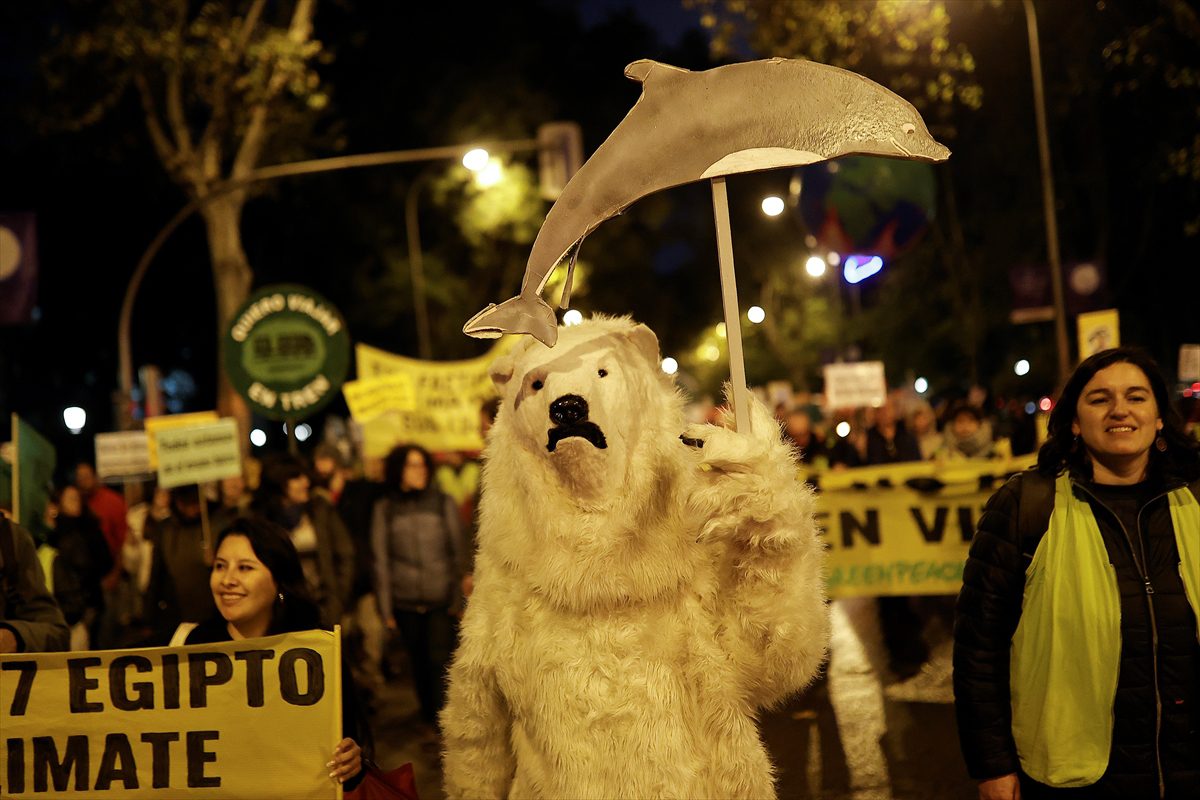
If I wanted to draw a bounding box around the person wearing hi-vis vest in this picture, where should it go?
[954,347,1200,800]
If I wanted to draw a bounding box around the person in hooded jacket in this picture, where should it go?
[372,444,466,729]
[954,347,1200,800]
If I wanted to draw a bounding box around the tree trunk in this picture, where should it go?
[201,195,253,453]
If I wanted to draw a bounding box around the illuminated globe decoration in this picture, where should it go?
[797,156,937,265]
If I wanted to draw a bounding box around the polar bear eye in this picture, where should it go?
[597,369,608,378]
[531,379,544,391]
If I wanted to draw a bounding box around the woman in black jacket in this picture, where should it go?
[954,347,1200,800]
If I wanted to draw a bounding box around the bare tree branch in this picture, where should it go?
[198,0,268,170]
[134,72,181,177]
[231,0,316,179]
[164,0,196,171]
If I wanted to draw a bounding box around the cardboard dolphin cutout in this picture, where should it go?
[463,57,951,347]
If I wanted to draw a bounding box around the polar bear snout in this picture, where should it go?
[546,393,609,452]
[549,394,589,425]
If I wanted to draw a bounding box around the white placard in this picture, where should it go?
[823,361,887,410]
[94,431,152,481]
[155,419,241,489]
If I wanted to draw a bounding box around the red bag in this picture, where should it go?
[344,762,419,800]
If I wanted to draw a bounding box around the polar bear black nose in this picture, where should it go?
[549,394,589,425]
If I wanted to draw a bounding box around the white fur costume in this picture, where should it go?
[441,317,829,799]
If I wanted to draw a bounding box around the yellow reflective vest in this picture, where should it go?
[1009,473,1200,787]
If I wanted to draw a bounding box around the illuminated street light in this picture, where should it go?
[715,322,727,339]
[761,196,785,217]
[826,251,841,266]
[563,309,583,326]
[747,306,766,324]
[250,429,267,447]
[702,344,721,363]
[805,256,827,278]
[1014,359,1031,376]
[296,424,313,442]
[836,421,851,438]
[475,159,503,187]
[462,148,490,172]
[661,357,679,375]
[63,406,86,434]
[914,377,929,394]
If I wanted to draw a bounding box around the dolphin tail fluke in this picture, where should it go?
[463,294,559,347]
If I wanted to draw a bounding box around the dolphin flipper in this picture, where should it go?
[463,294,559,346]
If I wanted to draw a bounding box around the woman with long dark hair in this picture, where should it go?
[372,444,466,730]
[252,454,355,629]
[955,347,1200,799]
[173,517,369,788]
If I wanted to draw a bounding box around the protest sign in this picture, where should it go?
[155,420,241,490]
[144,412,219,469]
[811,456,1035,598]
[352,341,510,456]
[95,432,151,482]
[10,415,56,534]
[341,373,417,422]
[0,629,342,799]
[224,285,350,421]
[822,362,887,410]
[1076,308,1119,360]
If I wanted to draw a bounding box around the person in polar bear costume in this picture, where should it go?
[441,316,829,799]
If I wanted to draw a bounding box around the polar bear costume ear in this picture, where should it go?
[489,353,516,391]
[625,324,660,367]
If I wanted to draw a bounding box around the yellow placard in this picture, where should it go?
[353,340,512,455]
[811,457,1035,598]
[1077,308,1120,360]
[340,374,418,422]
[143,411,220,470]
[0,629,341,799]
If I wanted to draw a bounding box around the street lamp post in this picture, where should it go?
[115,139,537,430]
[1022,0,1070,384]
[405,173,434,360]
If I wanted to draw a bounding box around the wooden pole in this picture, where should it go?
[198,483,213,566]
[710,177,752,434]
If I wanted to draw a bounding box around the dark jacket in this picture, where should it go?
[51,514,113,611]
[0,519,69,652]
[954,470,1200,798]
[144,506,231,643]
[866,423,922,464]
[371,488,465,615]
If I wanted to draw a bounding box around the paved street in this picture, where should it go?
[369,600,977,800]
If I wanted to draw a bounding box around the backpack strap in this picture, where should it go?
[1017,469,1056,558]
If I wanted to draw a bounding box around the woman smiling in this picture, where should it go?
[171,517,369,789]
[955,347,1200,800]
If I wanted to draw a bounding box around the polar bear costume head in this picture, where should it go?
[479,316,698,611]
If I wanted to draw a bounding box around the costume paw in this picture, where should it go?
[684,385,784,473]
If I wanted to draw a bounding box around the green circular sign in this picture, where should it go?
[224,284,350,421]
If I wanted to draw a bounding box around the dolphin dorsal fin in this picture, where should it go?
[624,59,690,83]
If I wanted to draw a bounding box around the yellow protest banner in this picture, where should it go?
[143,411,220,469]
[0,629,342,799]
[341,373,417,422]
[352,340,512,456]
[812,457,1036,598]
